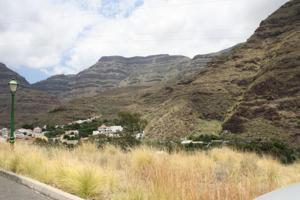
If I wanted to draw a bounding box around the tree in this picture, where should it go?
[118,112,147,134]
[22,124,34,130]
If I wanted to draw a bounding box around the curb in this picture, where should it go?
[0,169,84,200]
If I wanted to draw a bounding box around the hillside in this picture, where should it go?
[32,54,218,99]
[0,63,30,88]
[0,63,60,127]
[36,0,300,144]
[223,0,300,144]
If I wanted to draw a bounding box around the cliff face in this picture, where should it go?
[32,54,219,99]
[0,63,60,128]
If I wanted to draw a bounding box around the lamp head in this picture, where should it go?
[8,79,18,93]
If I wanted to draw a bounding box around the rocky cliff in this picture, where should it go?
[222,0,300,144]
[32,54,218,99]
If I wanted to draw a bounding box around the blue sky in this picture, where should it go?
[17,67,49,83]
[0,0,289,83]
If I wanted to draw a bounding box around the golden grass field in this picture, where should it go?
[1,143,300,200]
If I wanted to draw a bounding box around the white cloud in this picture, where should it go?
[0,0,289,77]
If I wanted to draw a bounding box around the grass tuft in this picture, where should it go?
[0,142,300,199]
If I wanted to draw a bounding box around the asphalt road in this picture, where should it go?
[0,175,51,200]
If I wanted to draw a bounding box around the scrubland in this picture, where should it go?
[0,143,300,200]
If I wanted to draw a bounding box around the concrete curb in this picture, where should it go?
[0,169,84,200]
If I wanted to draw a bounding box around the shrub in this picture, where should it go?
[22,124,34,130]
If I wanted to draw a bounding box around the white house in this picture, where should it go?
[94,125,123,137]
[92,131,100,136]
[110,126,123,133]
[136,131,145,140]
[60,130,79,146]
[15,133,25,139]
[98,125,111,134]
[64,130,79,136]
[0,128,9,138]
[32,127,44,138]
[63,130,79,140]
[15,128,33,136]
[33,127,42,133]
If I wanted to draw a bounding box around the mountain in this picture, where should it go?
[144,0,300,141]
[223,0,300,144]
[32,54,218,99]
[0,63,60,128]
[36,0,300,145]
[0,63,30,88]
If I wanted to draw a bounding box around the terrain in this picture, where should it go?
[0,53,218,127]
[1,143,300,200]
[0,63,60,127]
[32,54,217,100]
[0,0,299,145]
[36,0,300,144]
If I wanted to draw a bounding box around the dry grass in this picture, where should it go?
[0,142,300,200]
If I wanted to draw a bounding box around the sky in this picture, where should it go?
[0,0,289,83]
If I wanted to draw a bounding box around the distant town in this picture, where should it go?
[0,115,145,147]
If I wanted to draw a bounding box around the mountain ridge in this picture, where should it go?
[35,0,300,144]
[32,52,225,99]
[0,63,60,128]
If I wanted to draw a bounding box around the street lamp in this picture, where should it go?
[8,79,18,146]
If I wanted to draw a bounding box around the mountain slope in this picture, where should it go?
[0,63,30,88]
[223,0,300,144]
[144,0,300,140]
[36,0,300,143]
[0,64,60,128]
[32,54,221,99]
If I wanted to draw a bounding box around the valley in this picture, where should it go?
[0,0,299,146]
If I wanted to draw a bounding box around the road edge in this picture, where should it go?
[0,169,84,200]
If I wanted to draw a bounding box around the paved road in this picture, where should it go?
[0,175,51,200]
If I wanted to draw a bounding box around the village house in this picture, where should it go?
[32,127,43,138]
[110,126,123,133]
[14,128,33,139]
[60,130,79,146]
[15,128,33,136]
[97,124,111,134]
[93,125,123,137]
[0,128,9,138]
[135,131,145,140]
[33,127,42,133]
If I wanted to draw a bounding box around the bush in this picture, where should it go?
[187,133,223,142]
[118,112,147,134]
[95,131,140,151]
[22,124,34,130]
[231,139,296,164]
[34,137,49,146]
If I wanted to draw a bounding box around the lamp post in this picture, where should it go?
[8,79,18,146]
